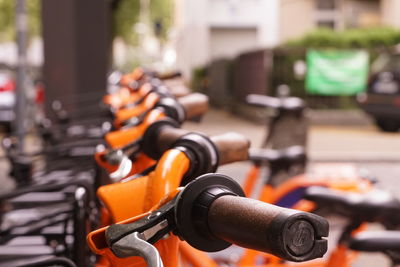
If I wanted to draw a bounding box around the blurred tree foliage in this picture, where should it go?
[111,0,141,44]
[0,0,40,42]
[0,0,172,44]
[149,0,173,41]
[112,0,173,44]
[285,27,400,49]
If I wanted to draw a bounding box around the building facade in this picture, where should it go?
[173,0,400,77]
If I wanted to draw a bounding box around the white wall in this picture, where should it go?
[174,0,280,78]
[209,27,258,59]
[0,38,43,67]
[279,0,315,42]
[174,0,209,77]
[381,0,400,28]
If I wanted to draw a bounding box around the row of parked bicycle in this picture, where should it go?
[0,67,399,267]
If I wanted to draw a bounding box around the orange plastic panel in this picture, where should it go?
[105,108,165,148]
[97,175,149,222]
[114,92,160,126]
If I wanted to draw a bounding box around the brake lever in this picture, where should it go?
[111,232,164,267]
[100,144,140,181]
[105,197,177,249]
[109,155,133,182]
[105,198,176,266]
[103,142,139,165]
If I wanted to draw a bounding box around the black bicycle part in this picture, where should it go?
[174,173,244,251]
[154,97,186,124]
[105,197,177,248]
[173,133,219,185]
[141,118,181,160]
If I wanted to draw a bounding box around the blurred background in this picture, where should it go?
[0,0,400,266]
[1,0,400,133]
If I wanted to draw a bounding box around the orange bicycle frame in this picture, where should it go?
[239,164,372,267]
[103,83,153,111]
[113,92,161,128]
[89,149,217,267]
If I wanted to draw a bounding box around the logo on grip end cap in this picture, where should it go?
[285,220,315,257]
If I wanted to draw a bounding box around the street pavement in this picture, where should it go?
[184,109,400,191]
[0,108,399,266]
[184,109,400,162]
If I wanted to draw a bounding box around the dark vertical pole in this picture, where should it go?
[42,0,110,120]
[15,0,28,153]
[42,0,79,120]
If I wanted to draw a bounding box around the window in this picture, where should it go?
[316,0,336,10]
[315,0,337,30]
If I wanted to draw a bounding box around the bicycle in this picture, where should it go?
[349,230,400,267]
[0,68,194,266]
[234,180,400,267]
[0,181,94,267]
[87,125,329,266]
[95,92,208,183]
[236,93,375,266]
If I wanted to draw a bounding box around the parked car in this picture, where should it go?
[0,71,15,132]
[357,53,400,132]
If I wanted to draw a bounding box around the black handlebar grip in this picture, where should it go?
[207,195,329,262]
[156,127,190,153]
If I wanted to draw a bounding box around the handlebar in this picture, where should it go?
[175,174,328,262]
[151,125,249,165]
[208,195,328,261]
[157,71,182,80]
[246,94,305,111]
[177,93,209,121]
[154,126,188,154]
[115,91,208,130]
[210,132,250,165]
[105,174,329,263]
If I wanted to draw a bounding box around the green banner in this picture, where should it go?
[305,50,369,95]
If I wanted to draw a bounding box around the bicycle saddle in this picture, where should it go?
[349,231,400,252]
[249,146,306,165]
[246,94,305,111]
[304,186,400,226]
